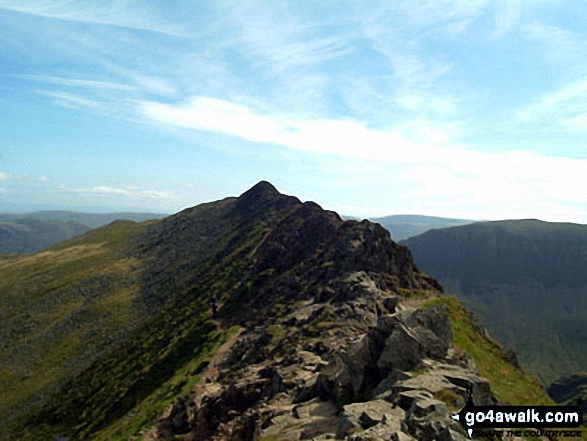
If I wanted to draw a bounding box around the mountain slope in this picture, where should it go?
[0,184,557,440]
[400,219,587,384]
[0,211,167,253]
[371,214,475,241]
[0,218,90,253]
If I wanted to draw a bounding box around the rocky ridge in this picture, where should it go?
[149,183,497,441]
[153,282,493,440]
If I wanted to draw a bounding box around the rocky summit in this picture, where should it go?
[0,181,554,441]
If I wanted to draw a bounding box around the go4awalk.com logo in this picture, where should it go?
[450,397,583,439]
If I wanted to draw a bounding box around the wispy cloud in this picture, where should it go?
[514,77,587,131]
[489,0,522,39]
[137,95,587,221]
[17,74,134,91]
[0,172,29,181]
[71,185,177,200]
[525,20,587,72]
[136,96,452,162]
[0,1,187,37]
[35,90,103,110]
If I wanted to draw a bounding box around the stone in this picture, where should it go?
[382,295,401,314]
[377,323,425,372]
[411,398,447,418]
[337,399,404,438]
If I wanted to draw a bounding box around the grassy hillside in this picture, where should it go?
[0,220,150,436]
[0,183,298,439]
[422,296,553,406]
[401,219,587,384]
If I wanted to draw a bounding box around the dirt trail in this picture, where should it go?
[141,324,245,440]
[191,325,245,404]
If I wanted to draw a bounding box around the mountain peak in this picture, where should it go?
[236,181,300,215]
[239,180,279,199]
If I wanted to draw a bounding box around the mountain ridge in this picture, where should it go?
[0,182,558,440]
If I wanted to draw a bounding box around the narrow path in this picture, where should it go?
[142,324,245,440]
[191,325,245,405]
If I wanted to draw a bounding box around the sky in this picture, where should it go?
[0,1,586,222]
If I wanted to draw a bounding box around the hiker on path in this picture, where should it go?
[210,296,219,319]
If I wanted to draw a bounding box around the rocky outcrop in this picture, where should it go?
[154,290,494,440]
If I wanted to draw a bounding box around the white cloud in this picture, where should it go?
[36,176,50,183]
[525,20,586,69]
[489,0,521,39]
[0,1,187,36]
[137,95,587,222]
[219,2,353,74]
[35,90,103,110]
[137,96,455,163]
[17,74,134,91]
[71,185,177,200]
[130,74,176,96]
[0,172,28,181]
[514,77,587,131]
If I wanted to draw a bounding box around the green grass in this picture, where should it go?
[421,296,553,406]
[93,325,241,441]
[0,221,150,436]
[1,193,273,440]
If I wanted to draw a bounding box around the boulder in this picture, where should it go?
[377,323,426,372]
[337,399,404,439]
[377,306,453,373]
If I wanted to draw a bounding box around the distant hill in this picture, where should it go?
[0,211,167,253]
[371,214,475,241]
[0,210,168,228]
[401,219,587,384]
[0,219,90,253]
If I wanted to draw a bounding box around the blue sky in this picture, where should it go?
[0,1,586,222]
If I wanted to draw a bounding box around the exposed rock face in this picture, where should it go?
[148,183,495,441]
[155,294,494,440]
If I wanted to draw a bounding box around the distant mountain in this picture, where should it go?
[0,219,90,253]
[401,219,587,384]
[371,214,475,241]
[0,210,168,228]
[0,211,167,253]
[0,183,551,440]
